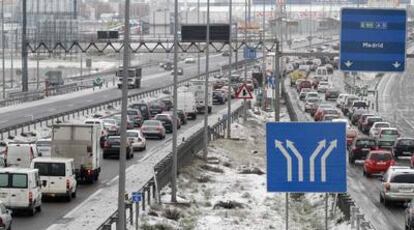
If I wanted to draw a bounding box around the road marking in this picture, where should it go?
[0,120,8,124]
[48,108,57,111]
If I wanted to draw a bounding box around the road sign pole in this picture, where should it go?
[117,0,130,229]
[171,0,179,203]
[227,0,232,139]
[197,0,200,77]
[325,193,328,230]
[274,40,280,122]
[135,202,139,230]
[285,193,289,230]
[243,0,248,123]
[203,0,210,161]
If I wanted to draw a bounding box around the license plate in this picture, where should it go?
[400,189,412,193]
[362,148,370,151]
[377,162,386,165]
[112,145,120,148]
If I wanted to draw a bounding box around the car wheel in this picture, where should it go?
[379,193,384,203]
[36,204,41,213]
[66,192,72,202]
[103,154,107,159]
[29,206,36,216]
[72,188,77,198]
[143,145,146,151]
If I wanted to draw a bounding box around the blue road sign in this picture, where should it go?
[340,8,407,72]
[266,122,346,193]
[243,47,257,59]
[132,192,142,203]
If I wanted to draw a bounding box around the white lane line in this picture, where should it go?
[0,120,8,124]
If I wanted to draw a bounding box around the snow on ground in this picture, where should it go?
[133,108,350,230]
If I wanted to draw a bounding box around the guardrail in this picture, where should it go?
[0,90,45,107]
[96,102,246,230]
[282,77,376,230]
[0,58,256,140]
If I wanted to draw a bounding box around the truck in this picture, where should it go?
[177,91,197,120]
[116,66,142,89]
[189,80,213,114]
[50,124,101,183]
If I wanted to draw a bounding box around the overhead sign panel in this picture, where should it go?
[266,122,346,193]
[181,24,230,42]
[340,8,407,72]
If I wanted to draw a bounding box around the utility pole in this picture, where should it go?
[227,0,232,139]
[2,0,4,98]
[197,0,200,77]
[243,0,248,122]
[117,0,131,229]
[171,0,179,203]
[22,0,28,92]
[261,0,266,110]
[203,0,210,161]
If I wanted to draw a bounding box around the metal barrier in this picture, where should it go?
[96,102,245,230]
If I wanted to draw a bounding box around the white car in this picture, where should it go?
[336,94,349,108]
[126,130,146,151]
[7,142,39,168]
[332,118,350,128]
[369,122,391,138]
[184,57,196,63]
[36,138,51,157]
[0,168,42,216]
[304,92,319,101]
[317,81,330,93]
[31,157,77,202]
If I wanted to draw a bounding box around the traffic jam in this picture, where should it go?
[286,51,414,230]
[0,62,257,229]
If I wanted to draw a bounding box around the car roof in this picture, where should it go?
[0,167,38,173]
[397,137,414,141]
[32,157,73,163]
[369,150,391,154]
[356,136,375,140]
[387,166,414,174]
[379,127,398,131]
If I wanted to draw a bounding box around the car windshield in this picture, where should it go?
[368,118,382,124]
[36,141,50,146]
[156,115,169,120]
[34,162,65,177]
[127,132,139,137]
[382,130,398,135]
[370,153,392,161]
[399,139,414,146]
[379,141,394,146]
[325,110,338,114]
[391,174,414,183]
[11,174,27,188]
[376,123,390,128]
[127,110,139,116]
[143,121,160,126]
[102,119,116,124]
[356,139,376,147]
[307,98,319,103]
[108,137,121,144]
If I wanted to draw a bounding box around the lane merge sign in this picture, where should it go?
[266,122,346,193]
[340,8,407,72]
[235,83,253,99]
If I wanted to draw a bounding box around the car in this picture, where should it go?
[163,62,173,71]
[0,201,12,230]
[213,90,226,105]
[6,142,39,168]
[325,88,339,101]
[304,92,319,101]
[393,138,414,159]
[377,128,400,146]
[405,198,414,229]
[31,157,77,202]
[342,95,359,115]
[141,120,166,139]
[358,113,375,130]
[103,136,133,159]
[126,130,146,151]
[299,88,313,101]
[314,108,339,122]
[154,114,174,133]
[129,102,151,120]
[102,118,119,136]
[126,109,143,127]
[296,80,312,93]
[304,98,320,113]
[350,109,369,125]
[348,137,377,164]
[150,102,165,116]
[160,98,173,111]
[363,150,395,177]
[346,127,358,147]
[336,93,349,108]
[222,51,230,56]
[177,110,188,125]
[312,104,333,117]
[0,168,42,216]
[380,166,414,207]
[317,81,329,93]
[36,139,51,157]
[369,122,391,138]
[171,67,183,75]
[184,57,196,63]
[110,114,134,130]
[361,116,383,134]
[321,114,339,121]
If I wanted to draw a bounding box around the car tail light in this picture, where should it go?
[104,141,111,148]
[66,179,70,190]
[390,160,396,166]
[29,191,33,205]
[384,183,391,192]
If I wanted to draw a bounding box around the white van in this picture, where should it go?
[31,158,77,202]
[6,143,38,168]
[0,168,42,216]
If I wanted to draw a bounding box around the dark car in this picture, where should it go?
[405,199,414,229]
[126,109,143,127]
[171,67,183,75]
[163,62,173,71]
[222,51,230,56]
[150,103,164,116]
[160,98,173,111]
[154,114,174,133]
[349,137,377,164]
[213,91,226,105]
[177,110,187,125]
[103,136,133,159]
[393,138,414,159]
[351,109,368,126]
[129,102,151,121]
[361,116,383,134]
[325,88,339,101]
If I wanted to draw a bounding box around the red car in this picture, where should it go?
[363,150,395,176]
[314,108,340,122]
[296,80,312,93]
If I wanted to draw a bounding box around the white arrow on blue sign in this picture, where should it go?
[266,122,346,193]
[132,192,142,203]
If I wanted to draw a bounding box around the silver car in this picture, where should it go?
[380,166,414,207]
[0,201,12,230]
[126,130,146,151]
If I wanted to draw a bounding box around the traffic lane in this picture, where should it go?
[12,100,235,230]
[0,55,230,129]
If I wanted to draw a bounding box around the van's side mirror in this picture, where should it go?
[38,152,42,157]
[6,209,12,215]
[42,180,47,187]
[404,202,410,209]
